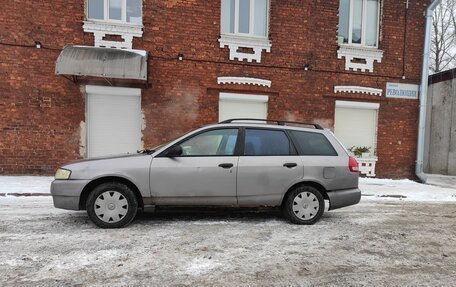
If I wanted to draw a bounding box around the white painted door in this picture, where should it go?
[86,85,142,158]
[334,101,379,152]
[219,93,268,121]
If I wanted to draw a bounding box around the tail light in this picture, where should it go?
[349,156,359,172]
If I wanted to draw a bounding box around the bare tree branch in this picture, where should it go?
[430,0,456,73]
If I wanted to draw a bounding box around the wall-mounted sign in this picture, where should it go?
[386,82,419,99]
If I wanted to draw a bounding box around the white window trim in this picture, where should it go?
[334,85,383,96]
[220,93,269,103]
[222,0,269,39]
[337,0,383,72]
[357,157,378,177]
[86,0,143,26]
[217,76,271,87]
[337,45,383,73]
[219,0,271,63]
[339,0,380,48]
[84,0,143,49]
[219,35,271,63]
[335,100,380,110]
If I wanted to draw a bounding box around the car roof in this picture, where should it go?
[205,122,328,133]
[219,118,324,129]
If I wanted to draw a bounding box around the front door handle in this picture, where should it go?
[218,163,234,169]
[283,163,297,168]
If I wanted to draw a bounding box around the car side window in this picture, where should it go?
[290,131,338,156]
[244,129,292,156]
[179,129,238,156]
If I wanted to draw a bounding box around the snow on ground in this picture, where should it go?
[0,175,455,202]
[1,196,456,286]
[360,178,456,202]
[1,176,456,286]
[0,176,53,195]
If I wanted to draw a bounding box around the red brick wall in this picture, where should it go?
[0,0,428,177]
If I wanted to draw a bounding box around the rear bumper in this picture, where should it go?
[50,179,90,210]
[327,188,361,210]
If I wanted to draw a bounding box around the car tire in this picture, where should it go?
[86,182,138,229]
[282,185,325,225]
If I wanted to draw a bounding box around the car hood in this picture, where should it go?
[65,153,148,165]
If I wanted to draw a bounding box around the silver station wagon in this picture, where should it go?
[51,119,361,228]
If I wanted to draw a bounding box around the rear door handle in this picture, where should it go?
[218,163,234,169]
[283,163,297,168]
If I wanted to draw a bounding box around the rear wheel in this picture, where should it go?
[283,186,324,225]
[86,182,138,228]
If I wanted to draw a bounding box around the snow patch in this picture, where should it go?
[183,257,222,276]
[0,176,53,194]
[49,250,122,270]
[360,178,456,202]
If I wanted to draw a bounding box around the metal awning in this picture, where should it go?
[55,45,147,80]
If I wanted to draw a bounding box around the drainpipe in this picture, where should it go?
[416,0,442,183]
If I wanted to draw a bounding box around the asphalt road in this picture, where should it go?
[1,197,455,286]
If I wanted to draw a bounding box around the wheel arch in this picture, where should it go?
[281,181,329,207]
[79,176,144,210]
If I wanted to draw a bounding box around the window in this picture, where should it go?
[244,129,292,156]
[334,100,379,155]
[87,0,142,24]
[290,131,338,156]
[179,129,238,156]
[221,0,269,38]
[219,93,268,122]
[338,0,379,47]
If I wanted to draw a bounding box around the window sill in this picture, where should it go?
[85,19,143,28]
[337,45,384,73]
[83,20,143,49]
[218,34,271,63]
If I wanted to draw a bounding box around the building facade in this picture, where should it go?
[0,0,428,177]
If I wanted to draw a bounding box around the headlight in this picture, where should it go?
[55,168,71,180]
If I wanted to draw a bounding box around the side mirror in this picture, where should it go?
[166,145,183,157]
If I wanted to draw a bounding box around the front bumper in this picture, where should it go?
[327,188,361,210]
[50,179,90,210]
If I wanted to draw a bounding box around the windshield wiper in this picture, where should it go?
[137,148,155,154]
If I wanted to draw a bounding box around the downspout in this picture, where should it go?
[416,0,442,182]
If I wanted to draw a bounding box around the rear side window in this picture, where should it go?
[244,129,293,156]
[290,131,338,156]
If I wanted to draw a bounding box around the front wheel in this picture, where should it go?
[282,186,325,225]
[86,182,138,228]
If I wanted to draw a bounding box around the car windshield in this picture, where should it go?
[138,129,196,154]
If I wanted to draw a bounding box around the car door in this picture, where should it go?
[237,128,304,206]
[149,128,239,205]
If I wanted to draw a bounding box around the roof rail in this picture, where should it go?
[219,118,324,130]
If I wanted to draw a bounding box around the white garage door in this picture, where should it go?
[334,101,379,152]
[219,93,268,122]
[86,85,142,158]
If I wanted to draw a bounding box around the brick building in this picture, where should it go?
[0,0,429,177]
